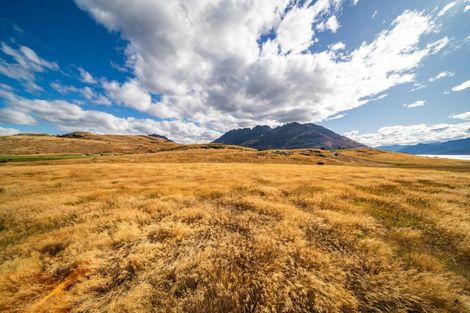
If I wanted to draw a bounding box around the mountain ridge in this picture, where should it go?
[379,137,470,155]
[213,122,365,150]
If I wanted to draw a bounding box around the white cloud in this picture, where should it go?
[345,122,470,146]
[0,106,37,124]
[452,80,470,92]
[277,6,316,54]
[465,5,470,12]
[428,71,455,82]
[51,82,111,105]
[81,86,96,100]
[0,88,220,143]
[426,37,449,54]
[450,111,470,120]
[352,0,359,5]
[0,126,19,136]
[110,61,128,73]
[327,113,346,120]
[438,1,456,17]
[403,100,425,108]
[78,67,97,84]
[410,82,427,92]
[51,82,80,94]
[71,2,445,137]
[326,15,340,33]
[317,15,340,33]
[369,93,388,101]
[371,10,378,19]
[102,79,162,113]
[0,42,58,92]
[330,42,346,51]
[94,95,112,105]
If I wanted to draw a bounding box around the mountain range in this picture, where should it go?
[213,122,365,150]
[379,137,470,155]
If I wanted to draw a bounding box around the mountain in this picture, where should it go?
[379,137,470,155]
[376,144,410,152]
[213,122,365,150]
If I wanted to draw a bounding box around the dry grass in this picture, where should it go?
[0,152,469,312]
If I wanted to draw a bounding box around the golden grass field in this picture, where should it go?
[0,135,470,312]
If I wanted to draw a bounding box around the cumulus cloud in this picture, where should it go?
[403,100,425,108]
[0,126,19,136]
[345,122,470,146]
[452,80,470,92]
[276,6,316,54]
[0,88,220,142]
[102,79,162,113]
[450,111,470,120]
[73,1,445,136]
[438,2,456,17]
[428,71,454,82]
[0,42,58,91]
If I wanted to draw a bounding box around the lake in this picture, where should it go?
[418,155,470,161]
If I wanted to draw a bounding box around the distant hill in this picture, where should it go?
[377,144,409,152]
[0,132,178,155]
[379,137,470,155]
[213,122,365,150]
[148,133,174,142]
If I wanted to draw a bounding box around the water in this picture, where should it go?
[418,154,470,161]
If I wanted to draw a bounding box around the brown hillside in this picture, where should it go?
[0,132,178,155]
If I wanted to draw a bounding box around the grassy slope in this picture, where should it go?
[0,134,178,155]
[0,141,469,312]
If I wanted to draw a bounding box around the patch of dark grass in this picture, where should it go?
[174,277,198,298]
[40,242,67,257]
[303,220,352,253]
[0,154,92,162]
[416,179,456,189]
[352,198,426,229]
[359,183,402,195]
[201,144,226,149]
[350,197,470,279]
[271,150,293,156]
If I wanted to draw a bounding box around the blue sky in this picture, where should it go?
[0,0,469,145]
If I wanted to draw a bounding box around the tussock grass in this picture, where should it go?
[0,158,469,312]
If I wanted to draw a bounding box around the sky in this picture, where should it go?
[0,0,469,146]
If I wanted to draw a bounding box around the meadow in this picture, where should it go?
[0,146,469,312]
